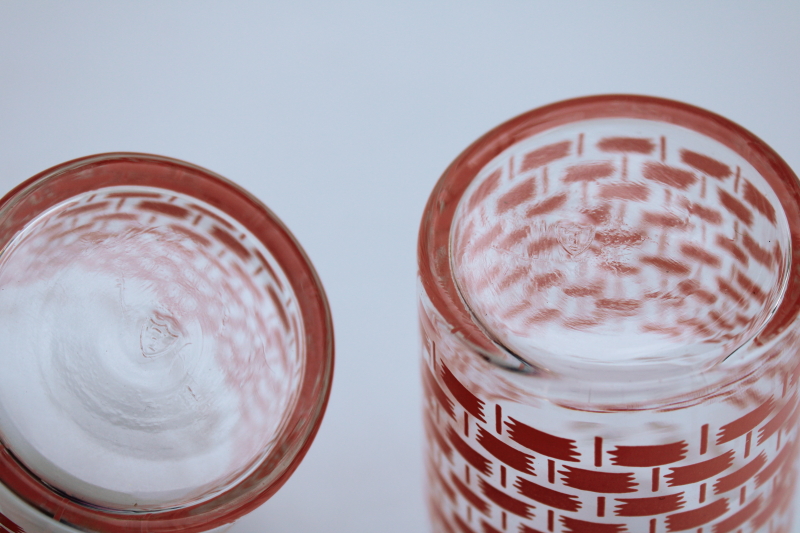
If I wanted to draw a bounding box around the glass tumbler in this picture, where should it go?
[0,154,334,532]
[418,95,800,533]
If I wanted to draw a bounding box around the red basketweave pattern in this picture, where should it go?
[421,325,800,533]
[451,130,786,364]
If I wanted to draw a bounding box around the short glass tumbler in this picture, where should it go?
[0,154,334,532]
[418,96,800,533]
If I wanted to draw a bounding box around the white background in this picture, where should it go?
[2,3,800,532]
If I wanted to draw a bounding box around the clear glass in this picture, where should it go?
[418,96,800,533]
[0,154,334,532]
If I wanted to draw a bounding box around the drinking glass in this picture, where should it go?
[0,154,334,532]
[418,95,800,533]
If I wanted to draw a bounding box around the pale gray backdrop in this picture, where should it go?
[1,2,800,532]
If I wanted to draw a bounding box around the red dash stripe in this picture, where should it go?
[712,495,762,533]
[583,203,612,225]
[450,472,490,515]
[424,410,452,459]
[642,211,687,228]
[681,199,723,224]
[599,182,650,201]
[641,256,691,276]
[676,279,718,305]
[453,513,479,533]
[563,285,604,297]
[480,520,501,533]
[521,141,571,172]
[716,277,747,306]
[168,224,211,247]
[479,478,533,518]
[595,229,646,246]
[468,168,503,211]
[758,395,799,445]
[665,499,728,531]
[106,191,162,199]
[614,493,685,516]
[755,439,797,487]
[714,235,748,265]
[717,399,775,444]
[497,178,536,214]
[665,450,734,486]
[714,452,766,494]
[189,203,235,229]
[563,161,615,183]
[680,243,721,268]
[679,149,732,180]
[742,180,776,224]
[642,162,697,190]
[526,193,568,217]
[507,418,580,462]
[211,226,251,260]
[138,200,189,219]
[596,299,641,313]
[57,201,110,218]
[424,363,455,419]
[515,478,581,512]
[598,137,655,154]
[267,286,289,332]
[560,466,637,493]
[0,512,24,533]
[741,233,773,268]
[560,516,626,533]
[441,364,486,422]
[609,441,687,467]
[476,427,534,474]
[447,427,492,476]
[718,189,753,226]
[735,270,767,304]
[471,224,504,255]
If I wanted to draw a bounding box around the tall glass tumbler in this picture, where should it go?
[0,154,334,532]
[418,96,800,533]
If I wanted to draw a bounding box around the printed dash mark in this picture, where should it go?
[441,364,486,422]
[447,427,492,475]
[609,441,687,467]
[665,498,728,531]
[56,201,111,218]
[559,466,637,493]
[666,450,734,486]
[478,478,534,518]
[614,493,685,517]
[211,226,251,260]
[755,438,798,487]
[642,162,697,190]
[480,520,501,533]
[742,179,777,224]
[507,418,580,462]
[453,513,478,533]
[560,516,627,533]
[137,200,190,219]
[497,178,536,214]
[562,161,615,183]
[476,427,534,474]
[716,398,775,444]
[424,410,452,459]
[515,478,581,512]
[468,168,503,211]
[679,149,732,180]
[712,495,762,533]
[717,188,753,227]
[0,512,24,533]
[423,363,454,419]
[758,395,799,445]
[450,472,490,515]
[521,141,571,172]
[713,452,766,494]
[597,137,655,154]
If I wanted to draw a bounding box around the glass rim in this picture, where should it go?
[0,152,335,532]
[418,94,800,379]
